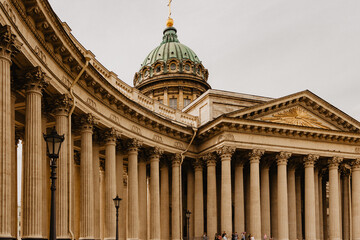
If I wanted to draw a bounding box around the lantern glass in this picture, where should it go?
[44,127,64,159]
[113,195,122,208]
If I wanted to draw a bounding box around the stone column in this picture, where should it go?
[74,151,81,240]
[303,154,319,240]
[172,153,182,240]
[53,94,73,240]
[351,159,360,240]
[138,152,147,240]
[287,162,297,240]
[328,157,342,240]
[105,129,119,240]
[22,67,48,240]
[203,153,217,238]
[187,167,195,240]
[248,149,264,239]
[276,152,291,240]
[93,139,100,240]
[80,113,97,240]
[216,146,235,235]
[295,172,303,240]
[314,168,320,240]
[100,161,105,240]
[160,160,170,240]
[318,172,324,240]
[270,168,278,239]
[150,147,163,240]
[341,167,350,240]
[116,146,125,240]
[321,177,328,240]
[260,158,272,238]
[128,139,142,240]
[204,153,217,238]
[194,159,204,240]
[0,25,20,240]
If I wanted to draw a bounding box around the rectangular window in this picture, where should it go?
[184,98,191,107]
[169,98,177,109]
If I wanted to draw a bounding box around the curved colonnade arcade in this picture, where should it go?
[0,1,360,240]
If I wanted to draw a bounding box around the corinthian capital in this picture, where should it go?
[193,158,204,170]
[351,158,360,170]
[149,147,164,160]
[303,154,319,168]
[79,113,98,131]
[328,156,343,169]
[276,152,292,165]
[0,25,21,60]
[249,149,265,163]
[202,152,217,166]
[24,66,49,92]
[216,145,235,159]
[127,138,143,152]
[171,153,182,166]
[52,94,74,116]
[104,128,121,143]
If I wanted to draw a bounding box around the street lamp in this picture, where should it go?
[185,210,191,240]
[113,195,122,240]
[43,126,64,240]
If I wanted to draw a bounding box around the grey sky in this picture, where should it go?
[48,0,360,120]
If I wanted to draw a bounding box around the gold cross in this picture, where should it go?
[167,0,172,18]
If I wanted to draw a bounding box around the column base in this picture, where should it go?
[127,238,139,240]
[104,238,116,240]
[0,238,17,240]
[79,238,95,240]
[22,238,47,240]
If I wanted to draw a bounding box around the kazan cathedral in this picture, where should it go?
[0,1,360,240]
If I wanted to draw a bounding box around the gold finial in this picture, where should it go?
[166,0,174,27]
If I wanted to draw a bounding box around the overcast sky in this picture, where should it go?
[47,0,360,120]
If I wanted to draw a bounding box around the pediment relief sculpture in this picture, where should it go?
[258,106,336,130]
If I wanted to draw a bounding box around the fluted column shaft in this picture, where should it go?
[105,130,118,240]
[171,154,182,240]
[54,95,72,239]
[93,143,100,240]
[128,139,141,240]
[260,161,271,238]
[217,146,235,235]
[342,169,350,240]
[352,159,360,240]
[328,157,342,240]
[314,169,320,240]
[187,169,194,239]
[295,172,303,240]
[160,161,170,240]
[150,148,163,240]
[11,94,17,238]
[0,25,19,239]
[321,178,328,240]
[80,115,96,240]
[116,149,125,240]
[287,165,297,240]
[318,173,324,240]
[23,67,47,239]
[249,149,264,239]
[138,155,147,240]
[277,152,291,240]
[205,154,217,238]
[194,159,204,240]
[304,154,318,240]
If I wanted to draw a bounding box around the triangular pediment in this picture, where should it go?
[257,106,338,130]
[226,90,360,133]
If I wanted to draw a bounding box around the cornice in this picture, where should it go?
[196,116,360,145]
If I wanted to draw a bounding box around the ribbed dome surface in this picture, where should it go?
[141,27,201,68]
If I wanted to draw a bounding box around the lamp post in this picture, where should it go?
[113,195,122,240]
[43,127,64,240]
[185,210,191,240]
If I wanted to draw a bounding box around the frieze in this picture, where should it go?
[131,125,142,135]
[110,114,120,125]
[174,141,185,150]
[86,98,97,110]
[217,133,235,143]
[4,1,16,24]
[153,134,163,143]
[35,46,47,64]
[355,147,360,153]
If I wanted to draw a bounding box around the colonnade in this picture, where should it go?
[1,25,360,240]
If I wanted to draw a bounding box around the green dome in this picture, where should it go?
[141,27,201,67]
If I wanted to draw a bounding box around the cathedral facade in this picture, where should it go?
[0,1,359,240]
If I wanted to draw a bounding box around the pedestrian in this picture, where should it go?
[263,234,267,240]
[234,232,238,240]
[241,232,246,240]
[203,232,208,240]
[222,232,227,240]
[250,234,255,240]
